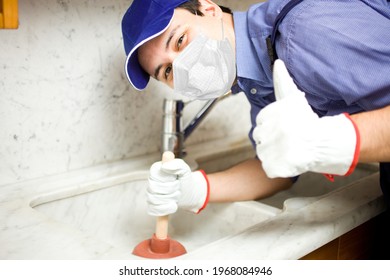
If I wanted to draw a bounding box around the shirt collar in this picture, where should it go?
[233,11,263,82]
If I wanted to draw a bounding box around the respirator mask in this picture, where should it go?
[173,19,236,100]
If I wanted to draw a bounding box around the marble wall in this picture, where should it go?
[0,0,260,186]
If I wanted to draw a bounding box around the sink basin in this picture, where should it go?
[33,175,279,256]
[29,140,380,259]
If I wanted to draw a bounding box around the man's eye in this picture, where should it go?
[164,65,172,80]
[177,34,184,50]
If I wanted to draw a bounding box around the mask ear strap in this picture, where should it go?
[221,18,225,39]
[194,11,203,36]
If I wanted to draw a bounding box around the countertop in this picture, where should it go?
[0,136,386,260]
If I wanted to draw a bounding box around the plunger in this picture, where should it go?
[132,151,187,259]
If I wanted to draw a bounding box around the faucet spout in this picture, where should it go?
[161,99,185,158]
[161,91,232,158]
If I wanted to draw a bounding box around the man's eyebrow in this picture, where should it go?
[166,25,181,50]
[154,25,181,80]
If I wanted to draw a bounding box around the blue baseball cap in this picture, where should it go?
[122,0,189,90]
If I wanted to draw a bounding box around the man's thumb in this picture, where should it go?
[273,59,302,101]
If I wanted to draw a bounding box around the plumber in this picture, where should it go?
[121,0,390,218]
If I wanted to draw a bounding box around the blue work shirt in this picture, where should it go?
[232,0,390,148]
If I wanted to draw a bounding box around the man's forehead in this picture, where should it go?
[140,9,190,50]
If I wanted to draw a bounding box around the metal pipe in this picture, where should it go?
[161,91,232,158]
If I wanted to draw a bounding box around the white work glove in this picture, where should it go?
[253,59,360,179]
[147,158,209,216]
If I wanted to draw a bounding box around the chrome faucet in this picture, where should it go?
[161,91,232,158]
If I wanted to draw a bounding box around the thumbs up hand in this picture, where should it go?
[272,58,305,101]
[253,60,360,178]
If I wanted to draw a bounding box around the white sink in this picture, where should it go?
[33,174,280,256]
[1,138,383,260]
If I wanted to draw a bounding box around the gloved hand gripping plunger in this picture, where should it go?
[132,151,187,258]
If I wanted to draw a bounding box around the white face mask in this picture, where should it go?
[173,20,236,100]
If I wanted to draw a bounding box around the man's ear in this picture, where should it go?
[198,0,223,18]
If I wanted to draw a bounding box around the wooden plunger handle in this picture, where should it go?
[155,151,175,239]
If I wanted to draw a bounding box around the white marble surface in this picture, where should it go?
[0,137,386,260]
[0,0,253,186]
[35,185,279,254]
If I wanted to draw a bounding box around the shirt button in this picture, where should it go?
[250,88,257,94]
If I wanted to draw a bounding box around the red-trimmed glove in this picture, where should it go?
[253,59,360,178]
[147,158,210,216]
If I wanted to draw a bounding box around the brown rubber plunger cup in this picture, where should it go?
[132,151,187,259]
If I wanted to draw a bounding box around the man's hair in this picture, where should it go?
[178,0,232,15]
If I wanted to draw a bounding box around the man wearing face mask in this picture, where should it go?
[121,0,390,218]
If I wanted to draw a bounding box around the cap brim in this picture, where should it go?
[125,11,174,91]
